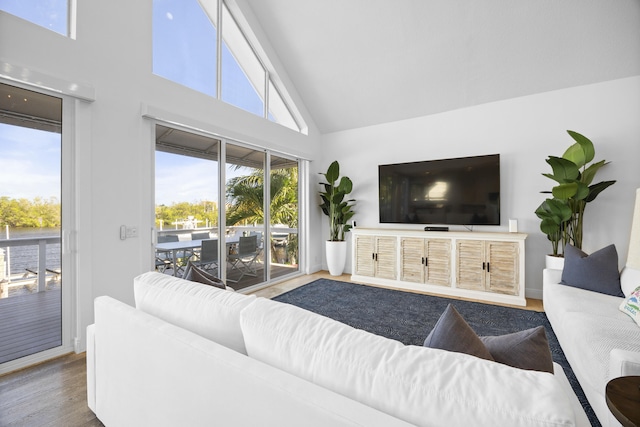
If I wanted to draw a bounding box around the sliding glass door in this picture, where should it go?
[155,125,222,278]
[269,154,299,280]
[154,124,301,291]
[224,144,266,288]
[0,83,63,367]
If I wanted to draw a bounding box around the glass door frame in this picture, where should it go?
[0,80,78,374]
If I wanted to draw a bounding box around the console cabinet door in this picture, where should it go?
[425,239,451,286]
[400,237,424,283]
[400,238,451,285]
[354,235,375,277]
[456,240,486,291]
[456,240,520,294]
[485,241,519,295]
[374,236,397,280]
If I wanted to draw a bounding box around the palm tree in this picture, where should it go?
[226,166,299,265]
[225,167,298,227]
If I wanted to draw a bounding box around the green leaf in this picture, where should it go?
[552,182,578,199]
[326,161,340,185]
[585,180,616,203]
[563,130,595,167]
[545,156,579,182]
[338,176,353,194]
[540,218,560,235]
[581,160,608,186]
[572,182,589,200]
[546,199,572,221]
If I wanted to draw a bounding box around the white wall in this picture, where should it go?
[320,76,640,299]
[0,2,322,351]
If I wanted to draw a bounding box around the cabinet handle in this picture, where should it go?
[425,257,428,267]
[487,262,490,273]
[482,262,486,270]
[372,253,375,260]
[421,257,424,265]
[376,253,379,261]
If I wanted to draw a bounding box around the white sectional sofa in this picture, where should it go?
[543,189,640,427]
[87,271,589,426]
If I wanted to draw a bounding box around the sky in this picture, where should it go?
[0,123,61,200]
[1,0,262,207]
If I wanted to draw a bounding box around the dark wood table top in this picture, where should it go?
[606,376,640,427]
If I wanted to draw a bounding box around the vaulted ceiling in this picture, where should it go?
[244,0,640,134]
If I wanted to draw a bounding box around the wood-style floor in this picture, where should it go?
[0,272,543,426]
[0,289,62,365]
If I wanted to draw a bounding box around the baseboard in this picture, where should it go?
[525,288,543,301]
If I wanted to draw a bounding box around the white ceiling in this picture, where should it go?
[244,0,640,134]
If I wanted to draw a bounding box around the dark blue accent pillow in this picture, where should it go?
[423,304,494,361]
[561,244,623,297]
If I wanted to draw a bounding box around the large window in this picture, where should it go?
[152,0,303,133]
[0,0,71,37]
[154,124,300,291]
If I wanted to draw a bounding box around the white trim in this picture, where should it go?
[68,0,78,40]
[141,103,310,162]
[0,60,94,102]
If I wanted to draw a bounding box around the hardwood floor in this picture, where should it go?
[0,272,543,426]
[0,352,103,427]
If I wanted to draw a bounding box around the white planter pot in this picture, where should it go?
[545,254,565,270]
[326,241,347,276]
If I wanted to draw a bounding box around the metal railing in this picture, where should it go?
[0,236,61,294]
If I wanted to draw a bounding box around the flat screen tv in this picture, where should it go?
[379,154,500,226]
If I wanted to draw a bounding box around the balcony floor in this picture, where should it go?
[0,289,62,365]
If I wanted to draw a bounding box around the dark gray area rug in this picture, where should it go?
[274,278,599,426]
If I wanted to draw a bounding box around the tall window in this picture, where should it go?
[152,0,303,133]
[0,0,70,37]
[152,0,217,97]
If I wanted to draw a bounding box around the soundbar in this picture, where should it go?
[424,226,449,232]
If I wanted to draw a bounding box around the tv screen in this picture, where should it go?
[379,154,500,226]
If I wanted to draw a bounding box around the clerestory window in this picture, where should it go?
[153,0,304,133]
[0,0,73,37]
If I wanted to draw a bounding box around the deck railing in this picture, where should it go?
[0,236,61,295]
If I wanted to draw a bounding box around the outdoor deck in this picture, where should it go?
[0,289,61,365]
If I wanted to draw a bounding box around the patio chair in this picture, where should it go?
[249,231,264,262]
[191,231,210,241]
[227,235,259,283]
[192,239,219,274]
[157,234,188,275]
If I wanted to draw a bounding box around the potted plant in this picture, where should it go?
[535,130,616,268]
[319,161,355,275]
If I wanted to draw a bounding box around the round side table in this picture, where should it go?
[606,376,640,427]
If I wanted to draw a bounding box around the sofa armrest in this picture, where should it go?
[543,268,563,286]
[609,348,640,379]
[86,324,96,413]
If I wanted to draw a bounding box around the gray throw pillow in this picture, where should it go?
[183,261,227,290]
[561,244,623,297]
[423,304,494,361]
[480,326,554,373]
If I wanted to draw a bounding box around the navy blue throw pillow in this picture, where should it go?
[560,244,623,297]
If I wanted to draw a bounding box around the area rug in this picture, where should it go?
[274,278,599,426]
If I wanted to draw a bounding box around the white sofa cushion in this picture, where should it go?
[545,278,626,322]
[621,266,640,297]
[559,310,640,392]
[240,298,576,427]
[134,271,255,354]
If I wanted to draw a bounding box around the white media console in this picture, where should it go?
[351,228,527,306]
